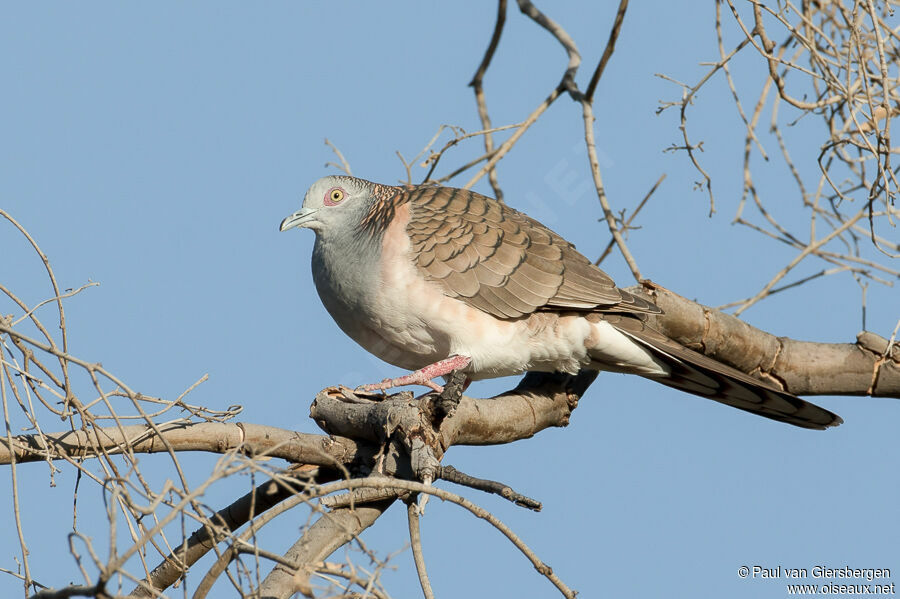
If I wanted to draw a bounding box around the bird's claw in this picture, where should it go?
[357,376,443,394]
[355,355,471,394]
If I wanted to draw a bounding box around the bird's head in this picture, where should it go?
[280,175,375,236]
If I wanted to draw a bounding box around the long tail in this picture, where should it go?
[599,314,842,430]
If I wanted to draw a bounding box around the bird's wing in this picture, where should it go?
[597,313,843,429]
[404,185,658,319]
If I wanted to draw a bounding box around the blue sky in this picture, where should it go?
[1,3,897,598]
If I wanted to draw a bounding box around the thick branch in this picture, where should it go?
[310,370,597,452]
[442,370,597,445]
[0,421,371,468]
[639,285,900,397]
[256,499,395,599]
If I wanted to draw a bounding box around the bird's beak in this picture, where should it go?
[279,207,319,232]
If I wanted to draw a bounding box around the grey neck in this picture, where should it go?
[311,226,383,317]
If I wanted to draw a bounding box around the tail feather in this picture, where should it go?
[600,315,842,430]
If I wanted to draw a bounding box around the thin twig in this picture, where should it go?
[469,0,508,201]
[595,173,665,266]
[407,498,435,599]
[584,0,629,103]
[324,138,352,175]
[439,465,541,511]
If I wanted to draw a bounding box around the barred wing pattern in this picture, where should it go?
[403,186,658,319]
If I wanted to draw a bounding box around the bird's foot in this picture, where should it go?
[358,355,472,393]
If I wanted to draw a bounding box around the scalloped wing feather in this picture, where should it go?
[403,185,661,319]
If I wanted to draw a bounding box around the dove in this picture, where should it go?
[280,175,841,430]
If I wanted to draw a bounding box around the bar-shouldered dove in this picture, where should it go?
[281,175,841,430]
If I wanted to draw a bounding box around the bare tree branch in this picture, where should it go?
[407,499,435,599]
[469,0,508,201]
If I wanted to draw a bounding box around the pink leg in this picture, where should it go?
[360,355,472,393]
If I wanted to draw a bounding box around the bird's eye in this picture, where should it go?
[325,187,345,206]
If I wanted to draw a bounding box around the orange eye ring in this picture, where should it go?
[324,187,345,206]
